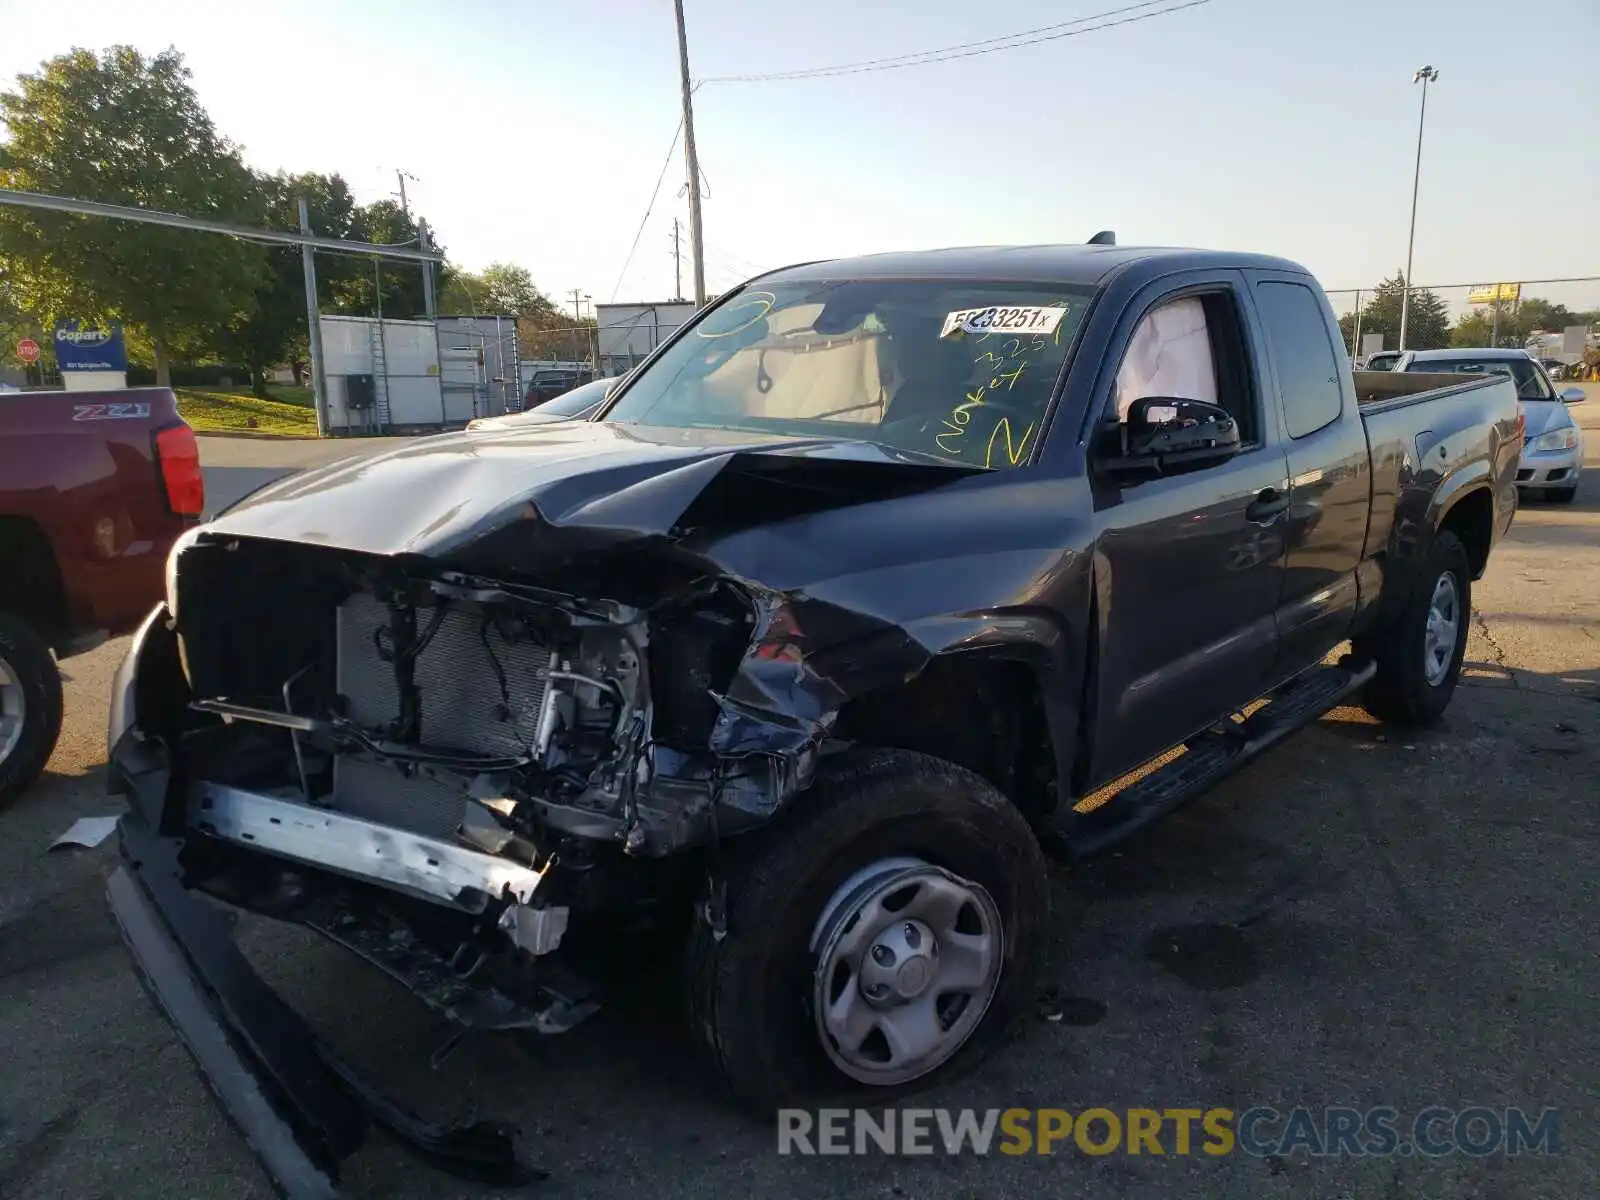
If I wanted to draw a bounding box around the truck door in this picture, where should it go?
[1086,275,1291,785]
[1242,272,1370,676]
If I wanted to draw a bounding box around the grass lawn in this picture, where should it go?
[175,388,318,436]
[200,383,315,408]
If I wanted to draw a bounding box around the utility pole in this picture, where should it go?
[569,290,592,365]
[298,195,329,437]
[1399,65,1439,352]
[395,170,409,214]
[673,0,707,306]
[419,220,437,317]
[672,218,683,301]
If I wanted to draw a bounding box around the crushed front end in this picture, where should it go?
[105,530,840,1192]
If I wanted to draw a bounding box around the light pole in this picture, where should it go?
[1399,65,1439,352]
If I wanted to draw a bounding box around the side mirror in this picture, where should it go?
[1102,397,1241,474]
[1560,386,1586,404]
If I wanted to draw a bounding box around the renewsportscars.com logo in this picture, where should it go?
[777,1106,1561,1158]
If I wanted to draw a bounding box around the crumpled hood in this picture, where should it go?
[1520,399,1577,441]
[204,420,976,562]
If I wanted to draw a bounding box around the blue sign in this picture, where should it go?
[53,319,127,372]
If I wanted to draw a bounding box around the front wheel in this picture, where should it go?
[1356,530,1471,726]
[684,748,1049,1110]
[0,610,65,806]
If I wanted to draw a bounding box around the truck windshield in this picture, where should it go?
[602,279,1095,469]
[1406,356,1553,401]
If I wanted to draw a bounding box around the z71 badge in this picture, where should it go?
[72,402,151,421]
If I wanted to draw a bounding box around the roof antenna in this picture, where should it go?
[1087,230,1116,246]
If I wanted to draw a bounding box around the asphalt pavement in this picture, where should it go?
[1,412,1596,1199]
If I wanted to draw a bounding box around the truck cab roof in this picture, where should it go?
[768,244,1312,287]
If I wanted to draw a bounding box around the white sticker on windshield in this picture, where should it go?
[940,305,1066,339]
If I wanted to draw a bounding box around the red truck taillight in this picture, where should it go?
[153,422,205,517]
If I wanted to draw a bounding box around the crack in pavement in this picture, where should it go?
[1472,607,1518,687]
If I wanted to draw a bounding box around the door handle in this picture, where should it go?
[1246,487,1290,522]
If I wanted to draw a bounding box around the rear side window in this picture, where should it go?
[1256,281,1343,438]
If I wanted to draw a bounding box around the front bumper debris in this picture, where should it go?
[107,814,535,1198]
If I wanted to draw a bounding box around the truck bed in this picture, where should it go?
[1357,371,1522,576]
[0,387,200,652]
[1354,369,1501,408]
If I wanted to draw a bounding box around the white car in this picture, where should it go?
[1397,348,1586,504]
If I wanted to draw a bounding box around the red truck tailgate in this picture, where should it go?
[0,387,202,652]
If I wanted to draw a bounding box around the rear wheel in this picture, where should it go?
[0,610,65,806]
[1356,531,1471,726]
[684,748,1048,1110]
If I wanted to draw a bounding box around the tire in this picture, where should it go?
[1547,487,1577,506]
[0,609,65,806]
[684,747,1049,1111]
[1356,530,1471,726]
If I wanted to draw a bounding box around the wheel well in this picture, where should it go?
[1439,488,1493,579]
[831,656,1057,824]
[0,517,68,644]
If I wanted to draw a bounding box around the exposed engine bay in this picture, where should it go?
[148,532,850,969]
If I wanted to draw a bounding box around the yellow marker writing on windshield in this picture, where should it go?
[984,417,1036,469]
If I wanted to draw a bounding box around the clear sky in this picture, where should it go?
[2,0,1597,313]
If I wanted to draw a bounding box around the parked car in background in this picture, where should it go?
[524,366,596,409]
[108,242,1522,1196]
[0,387,202,803]
[1364,350,1402,372]
[468,375,616,431]
[1537,357,1568,381]
[1398,347,1585,503]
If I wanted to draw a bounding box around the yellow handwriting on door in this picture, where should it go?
[984,417,1036,469]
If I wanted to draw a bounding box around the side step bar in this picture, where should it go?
[1060,660,1376,860]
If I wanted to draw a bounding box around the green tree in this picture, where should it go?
[224,172,364,393]
[1335,272,1450,353]
[331,200,435,319]
[1451,309,1496,347]
[0,47,266,385]
[440,262,559,319]
[1448,296,1598,351]
[0,273,55,384]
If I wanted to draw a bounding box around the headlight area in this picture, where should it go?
[1529,426,1580,453]
[164,525,204,618]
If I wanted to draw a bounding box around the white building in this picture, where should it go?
[595,301,699,376]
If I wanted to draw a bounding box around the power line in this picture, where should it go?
[698,0,1213,84]
[609,116,685,302]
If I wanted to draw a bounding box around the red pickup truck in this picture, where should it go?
[0,387,203,803]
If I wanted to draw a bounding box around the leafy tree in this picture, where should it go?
[331,200,432,319]
[437,261,586,360]
[1448,296,1599,351]
[1450,309,1498,348]
[0,274,55,384]
[0,47,266,385]
[440,262,558,318]
[519,310,596,363]
[1335,272,1450,353]
[224,172,365,393]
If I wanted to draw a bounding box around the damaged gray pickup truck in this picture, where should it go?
[107,243,1521,1195]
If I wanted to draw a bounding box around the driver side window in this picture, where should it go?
[1112,296,1218,421]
